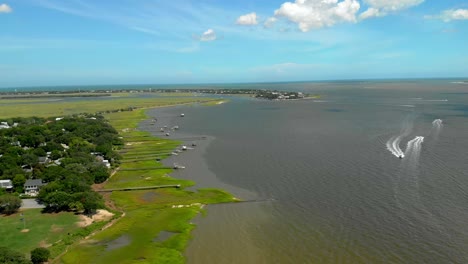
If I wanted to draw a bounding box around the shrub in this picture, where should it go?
[30,247,50,264]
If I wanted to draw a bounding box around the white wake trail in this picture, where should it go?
[386,136,405,158]
[405,136,424,158]
[386,115,415,158]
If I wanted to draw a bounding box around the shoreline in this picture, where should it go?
[58,99,240,263]
[142,105,258,200]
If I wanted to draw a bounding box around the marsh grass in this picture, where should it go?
[59,105,236,263]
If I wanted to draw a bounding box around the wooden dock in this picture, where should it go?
[97,184,181,193]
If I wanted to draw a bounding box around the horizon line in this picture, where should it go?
[1,76,467,90]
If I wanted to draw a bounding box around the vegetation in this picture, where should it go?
[0,95,230,263]
[0,209,80,256]
[0,194,22,214]
[30,248,50,264]
[0,115,122,214]
[60,106,237,263]
[0,247,31,264]
[0,96,217,119]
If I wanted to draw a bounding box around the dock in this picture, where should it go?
[97,184,181,192]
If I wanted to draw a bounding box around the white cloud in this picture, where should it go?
[236,12,258,25]
[360,0,424,19]
[0,3,12,13]
[425,9,468,22]
[364,0,423,11]
[264,17,278,28]
[198,29,217,42]
[273,0,361,32]
[359,7,383,20]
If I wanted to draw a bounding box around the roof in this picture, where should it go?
[24,179,45,186]
[0,179,13,188]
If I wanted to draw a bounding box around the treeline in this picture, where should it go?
[0,114,123,214]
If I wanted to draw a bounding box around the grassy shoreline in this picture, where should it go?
[58,101,237,263]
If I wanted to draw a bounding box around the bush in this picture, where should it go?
[30,247,50,264]
[0,247,31,264]
[0,194,22,215]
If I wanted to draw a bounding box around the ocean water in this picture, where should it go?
[142,80,468,263]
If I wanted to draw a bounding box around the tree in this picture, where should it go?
[73,191,103,214]
[30,248,50,264]
[21,153,38,168]
[0,195,22,215]
[89,164,110,184]
[0,247,31,264]
[50,149,62,160]
[42,191,73,211]
[12,174,26,193]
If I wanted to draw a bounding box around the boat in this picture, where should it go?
[180,113,185,117]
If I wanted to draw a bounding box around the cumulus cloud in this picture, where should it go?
[273,0,361,32]
[197,29,217,42]
[425,9,468,22]
[236,12,258,25]
[0,3,12,13]
[264,17,278,28]
[359,7,383,20]
[364,0,423,11]
[360,0,424,19]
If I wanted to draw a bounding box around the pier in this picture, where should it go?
[97,184,181,192]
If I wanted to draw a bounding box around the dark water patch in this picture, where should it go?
[153,231,177,243]
[141,191,157,202]
[104,235,131,251]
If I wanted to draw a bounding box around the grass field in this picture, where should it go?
[0,95,217,119]
[57,102,236,263]
[0,209,80,255]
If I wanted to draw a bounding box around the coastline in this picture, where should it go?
[142,103,276,263]
[59,99,238,263]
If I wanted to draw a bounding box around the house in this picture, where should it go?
[24,179,47,196]
[0,122,10,129]
[102,160,111,168]
[0,179,13,190]
[38,157,50,164]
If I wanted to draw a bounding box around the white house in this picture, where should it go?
[24,179,46,196]
[0,179,13,190]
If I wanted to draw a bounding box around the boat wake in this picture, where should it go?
[431,119,443,137]
[385,115,415,158]
[386,136,405,158]
[404,136,424,160]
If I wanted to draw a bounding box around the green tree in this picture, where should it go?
[21,153,38,167]
[30,247,50,264]
[74,191,103,214]
[12,174,26,193]
[0,195,22,215]
[50,149,62,160]
[0,247,31,264]
[89,164,109,184]
[42,191,73,211]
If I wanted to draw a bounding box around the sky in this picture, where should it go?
[1,0,468,88]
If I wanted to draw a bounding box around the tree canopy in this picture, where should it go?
[0,115,122,213]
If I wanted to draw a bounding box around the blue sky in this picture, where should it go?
[1,0,467,87]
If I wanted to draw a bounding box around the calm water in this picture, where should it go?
[144,80,468,263]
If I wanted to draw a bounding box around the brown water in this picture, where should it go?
[143,80,468,263]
